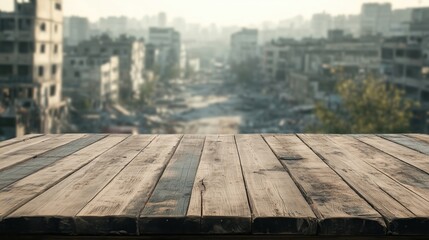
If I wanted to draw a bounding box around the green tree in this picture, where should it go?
[313,76,417,133]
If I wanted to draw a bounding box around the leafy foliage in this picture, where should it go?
[314,76,416,133]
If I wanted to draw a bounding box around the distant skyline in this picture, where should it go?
[1,0,428,26]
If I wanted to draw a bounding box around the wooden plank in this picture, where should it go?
[235,135,317,235]
[352,135,429,200]
[75,135,182,235]
[0,134,43,149]
[407,134,429,144]
[1,135,155,235]
[0,135,127,221]
[263,134,386,235]
[379,134,429,155]
[356,135,429,174]
[0,134,85,171]
[0,135,107,190]
[0,135,54,155]
[187,135,251,234]
[139,135,205,234]
[298,134,429,235]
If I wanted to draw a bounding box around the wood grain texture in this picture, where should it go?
[2,135,155,235]
[0,134,85,171]
[235,135,317,235]
[76,135,183,235]
[0,134,44,149]
[407,134,429,145]
[379,134,429,155]
[356,135,429,174]
[263,134,386,235]
[350,135,429,200]
[187,135,251,234]
[0,135,107,190]
[0,135,54,156]
[139,135,205,234]
[0,135,127,221]
[298,134,429,235]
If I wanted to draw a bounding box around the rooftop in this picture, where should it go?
[0,134,428,239]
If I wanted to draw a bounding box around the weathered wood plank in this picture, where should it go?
[263,134,386,235]
[299,134,429,235]
[0,135,54,155]
[235,135,317,235]
[0,134,43,149]
[187,135,251,234]
[379,134,429,155]
[0,134,85,171]
[356,135,429,174]
[352,135,429,200]
[0,135,127,221]
[139,135,205,234]
[407,134,429,145]
[76,135,182,235]
[1,135,155,235]
[0,135,107,190]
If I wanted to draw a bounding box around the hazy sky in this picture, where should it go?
[1,0,428,25]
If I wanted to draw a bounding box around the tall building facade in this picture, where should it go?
[64,16,90,46]
[229,28,258,65]
[360,3,392,37]
[0,0,66,139]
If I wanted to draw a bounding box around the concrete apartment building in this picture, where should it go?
[229,28,258,65]
[63,55,119,110]
[148,27,186,77]
[360,3,392,37]
[0,0,66,139]
[311,13,332,38]
[64,16,90,46]
[69,35,145,101]
[381,36,429,131]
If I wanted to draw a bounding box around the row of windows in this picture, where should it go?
[0,41,60,54]
[0,19,60,33]
[0,64,59,77]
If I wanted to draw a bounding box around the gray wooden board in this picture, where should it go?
[139,135,205,234]
[76,135,183,235]
[0,135,127,222]
[356,135,429,174]
[0,134,43,149]
[352,135,429,200]
[1,135,155,235]
[187,135,251,234]
[407,134,429,145]
[298,134,429,235]
[263,134,386,235]
[0,134,85,171]
[379,134,429,155]
[0,135,107,190]
[235,135,317,235]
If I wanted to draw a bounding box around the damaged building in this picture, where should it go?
[0,0,67,139]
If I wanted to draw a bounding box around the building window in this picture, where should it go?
[0,65,13,77]
[50,85,56,96]
[70,60,75,66]
[40,44,46,53]
[38,66,44,77]
[0,18,15,31]
[79,60,84,66]
[18,19,32,31]
[18,42,34,53]
[54,24,58,33]
[54,44,58,54]
[74,71,80,78]
[55,3,62,10]
[40,23,46,32]
[51,65,57,75]
[18,65,30,76]
[0,41,14,53]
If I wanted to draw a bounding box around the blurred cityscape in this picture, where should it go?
[0,0,429,139]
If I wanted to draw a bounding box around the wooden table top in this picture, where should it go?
[0,134,428,238]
